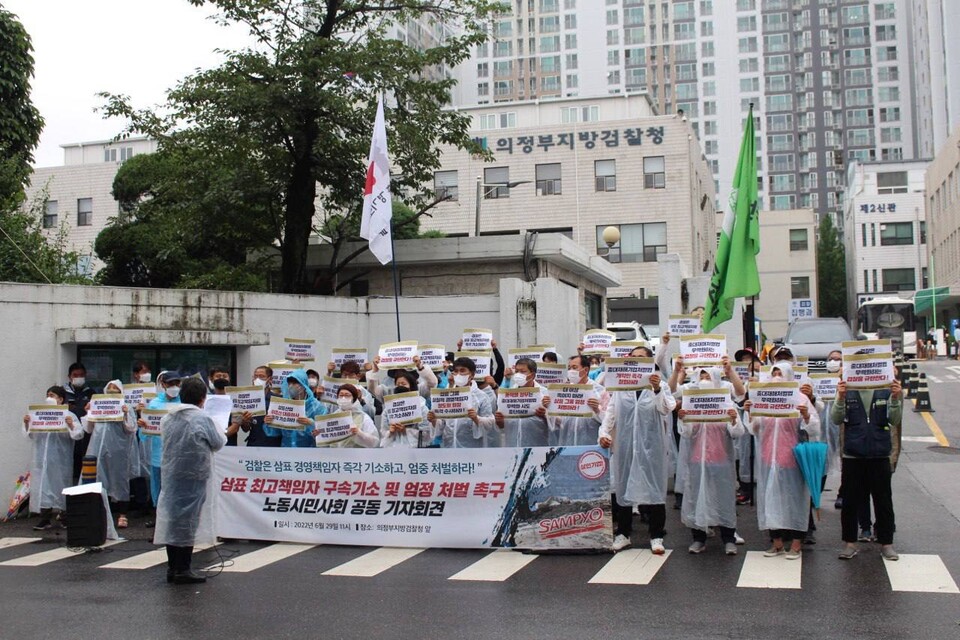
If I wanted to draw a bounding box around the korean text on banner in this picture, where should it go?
[313,412,356,445]
[214,445,613,550]
[430,387,471,419]
[748,382,800,418]
[266,398,307,430]
[87,394,124,422]
[461,328,493,351]
[732,363,753,384]
[546,384,595,418]
[456,350,492,378]
[842,339,892,358]
[603,358,655,391]
[384,391,423,426]
[141,408,168,436]
[122,383,154,407]
[378,341,419,370]
[581,329,615,356]
[680,334,727,368]
[534,363,566,385]
[509,347,545,366]
[270,361,304,393]
[285,338,316,362]
[810,373,839,401]
[321,376,342,406]
[668,314,702,336]
[497,388,541,418]
[227,386,266,417]
[611,341,648,358]
[27,405,68,433]
[843,352,895,390]
[418,345,446,372]
[332,348,368,372]
[681,388,733,422]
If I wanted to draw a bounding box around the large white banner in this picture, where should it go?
[215,446,613,550]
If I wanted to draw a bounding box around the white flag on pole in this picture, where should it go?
[360,95,393,265]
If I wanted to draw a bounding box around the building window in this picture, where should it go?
[77,198,93,226]
[879,222,913,246]
[596,222,667,263]
[790,229,808,251]
[561,105,598,123]
[643,156,665,189]
[535,163,562,196]
[483,167,510,199]
[882,268,915,292]
[43,200,58,229]
[104,148,117,162]
[76,345,236,392]
[594,160,616,192]
[120,147,134,162]
[434,170,458,201]
[877,171,907,194]
[791,276,810,299]
[584,292,603,329]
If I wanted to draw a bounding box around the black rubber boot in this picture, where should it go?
[171,546,206,585]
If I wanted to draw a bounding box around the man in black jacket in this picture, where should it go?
[64,362,96,483]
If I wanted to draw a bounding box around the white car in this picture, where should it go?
[606,321,654,352]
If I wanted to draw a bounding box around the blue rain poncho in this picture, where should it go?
[153,404,227,547]
[262,369,327,447]
[501,384,549,447]
[436,383,495,448]
[24,407,84,512]
[551,380,608,446]
[600,386,676,506]
[83,380,137,502]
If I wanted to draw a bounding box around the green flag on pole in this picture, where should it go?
[703,105,761,333]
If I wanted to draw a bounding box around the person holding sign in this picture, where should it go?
[830,365,903,561]
[83,380,137,529]
[744,362,820,560]
[550,355,609,446]
[598,346,675,554]
[427,357,495,448]
[139,371,183,515]
[326,361,377,421]
[314,384,378,448]
[367,354,438,405]
[495,358,549,447]
[379,373,430,448]
[677,367,745,556]
[263,369,327,447]
[21,386,84,530]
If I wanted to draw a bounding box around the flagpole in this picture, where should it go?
[390,218,401,341]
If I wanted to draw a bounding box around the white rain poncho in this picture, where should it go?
[478,384,503,448]
[678,368,746,531]
[83,380,137,502]
[318,403,379,448]
[600,386,676,506]
[502,384,549,447]
[153,404,227,547]
[747,362,821,532]
[437,383,494,448]
[817,399,841,475]
[25,409,84,512]
[380,395,431,448]
[551,380,608,446]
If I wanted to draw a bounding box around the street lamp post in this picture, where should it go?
[474,176,532,237]
[598,225,621,256]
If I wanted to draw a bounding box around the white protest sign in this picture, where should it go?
[509,347,545,366]
[668,314,702,336]
[732,363,753,383]
[418,344,446,372]
[611,341,649,358]
[331,348,368,372]
[461,328,493,351]
[383,391,422,426]
[497,388,542,418]
[792,365,810,386]
[378,341,419,370]
[430,387,472,419]
[810,373,840,401]
[27,405,68,433]
[604,358,655,391]
[284,338,316,362]
[123,383,154,407]
[266,398,306,430]
[534,363,567,386]
[843,352,895,390]
[204,395,234,434]
[680,334,727,368]
[529,344,557,357]
[748,382,800,418]
[226,386,266,417]
[582,329,615,356]
[320,376,342,406]
[456,350,492,378]
[87,394,124,422]
[546,384,595,418]
[681,388,733,422]
[842,339,892,358]
[141,408,168,436]
[313,411,356,445]
[269,361,303,393]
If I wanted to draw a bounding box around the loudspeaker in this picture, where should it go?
[65,493,107,548]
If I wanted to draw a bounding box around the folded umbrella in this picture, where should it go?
[793,441,828,517]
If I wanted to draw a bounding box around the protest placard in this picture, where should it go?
[226,386,266,417]
[320,376,342,406]
[87,394,124,422]
[611,341,649,358]
[461,328,493,351]
[284,338,316,362]
[546,384,595,418]
[269,361,304,393]
[529,344,557,356]
[582,329,615,356]
[679,334,727,367]
[141,408,168,436]
[810,373,840,401]
[384,391,423,426]
[534,363,567,385]
[732,363,753,384]
[681,388,733,422]
[668,314,702,336]
[456,350,492,378]
[331,348,368,372]
[497,388,542,418]
[378,341,419,370]
[266,398,306,430]
[27,405,68,433]
[842,339,892,358]
[509,347,545,366]
[313,411,357,445]
[430,387,472,419]
[123,383,154,408]
[793,365,810,386]
[418,344,446,372]
[843,352,895,390]
[748,382,800,418]
[603,358,656,391]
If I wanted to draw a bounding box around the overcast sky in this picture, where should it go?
[6,0,252,167]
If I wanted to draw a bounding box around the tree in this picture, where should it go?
[0,8,44,211]
[99,0,498,294]
[817,213,847,319]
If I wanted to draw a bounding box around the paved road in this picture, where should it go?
[1,369,957,640]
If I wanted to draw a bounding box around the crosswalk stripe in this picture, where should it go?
[902,436,940,443]
[736,551,802,589]
[0,537,40,550]
[213,543,315,573]
[588,549,671,585]
[926,375,942,383]
[449,549,538,582]
[884,554,960,593]
[323,547,425,577]
[99,543,218,570]
[0,539,124,567]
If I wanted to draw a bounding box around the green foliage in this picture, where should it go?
[98,0,498,293]
[817,213,847,319]
[0,8,44,211]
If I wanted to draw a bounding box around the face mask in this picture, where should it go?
[213,379,229,391]
[288,384,306,400]
[511,373,528,387]
[396,385,409,392]
[71,377,86,387]
[337,398,354,411]
[453,374,470,387]
[826,360,841,373]
[698,378,714,389]
[138,373,152,383]
[165,386,180,399]
[44,397,59,406]
[590,365,601,372]
[566,369,582,383]
[308,377,319,389]
[253,378,266,387]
